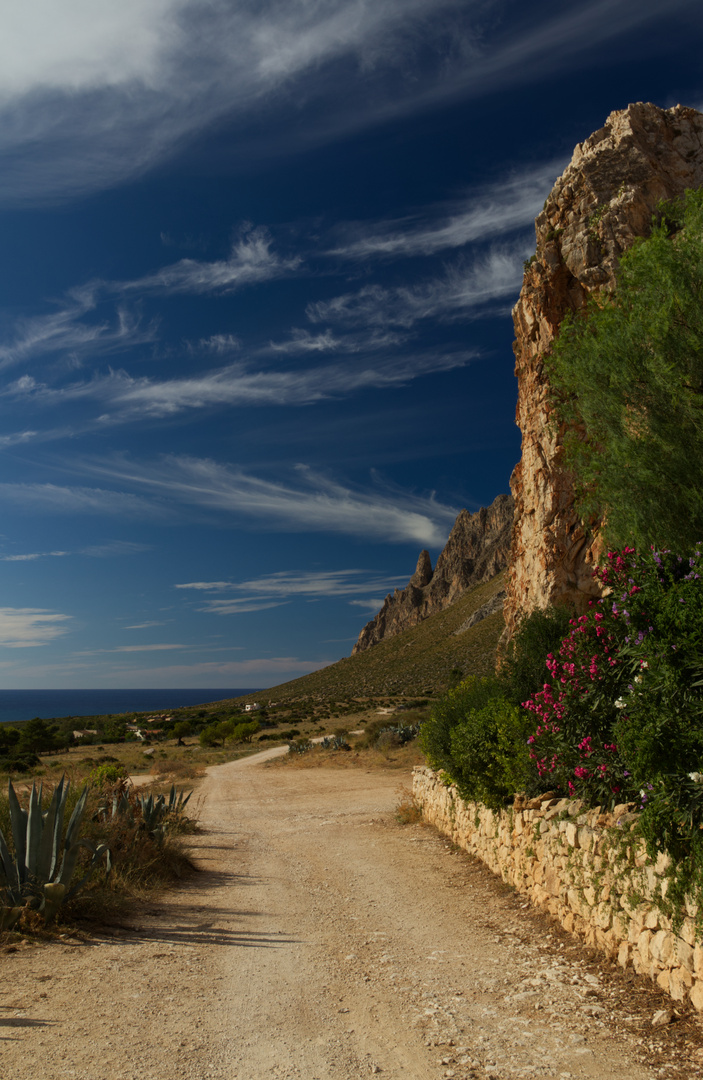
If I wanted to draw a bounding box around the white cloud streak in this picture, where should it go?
[0,550,69,562]
[176,569,406,598]
[308,245,529,329]
[0,541,148,561]
[174,568,405,616]
[85,455,459,545]
[0,288,156,371]
[326,162,563,260]
[7,347,474,421]
[0,483,168,519]
[0,0,691,205]
[0,606,72,648]
[118,227,301,295]
[123,621,169,629]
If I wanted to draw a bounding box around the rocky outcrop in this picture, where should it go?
[504,102,703,638]
[352,494,513,653]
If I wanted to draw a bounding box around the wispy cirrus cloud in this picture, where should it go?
[0,606,72,648]
[326,162,563,260]
[308,244,529,329]
[0,550,69,562]
[80,540,151,557]
[0,286,156,370]
[0,0,480,205]
[123,621,170,629]
[0,0,693,206]
[175,568,405,616]
[117,227,301,296]
[348,598,387,612]
[0,482,168,519]
[83,455,459,545]
[6,346,474,421]
[0,540,149,561]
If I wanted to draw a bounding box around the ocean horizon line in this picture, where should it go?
[0,688,260,725]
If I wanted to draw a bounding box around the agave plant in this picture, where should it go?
[95,783,192,848]
[133,786,192,846]
[0,776,111,926]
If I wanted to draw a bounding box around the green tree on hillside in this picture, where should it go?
[548,188,703,551]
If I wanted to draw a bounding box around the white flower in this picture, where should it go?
[614,697,626,709]
[689,772,703,783]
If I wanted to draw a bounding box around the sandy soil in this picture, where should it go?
[2,748,702,1080]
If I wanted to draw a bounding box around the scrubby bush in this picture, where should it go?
[88,762,127,788]
[420,677,534,809]
[547,189,703,552]
[499,604,574,705]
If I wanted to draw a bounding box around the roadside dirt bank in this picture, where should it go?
[2,749,702,1080]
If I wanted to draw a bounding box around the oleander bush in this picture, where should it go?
[420,545,703,922]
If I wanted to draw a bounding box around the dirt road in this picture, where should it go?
[2,751,700,1079]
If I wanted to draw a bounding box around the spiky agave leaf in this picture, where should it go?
[8,780,27,883]
[36,775,69,883]
[0,824,21,905]
[25,783,44,881]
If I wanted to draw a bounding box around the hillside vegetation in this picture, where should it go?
[241,570,507,707]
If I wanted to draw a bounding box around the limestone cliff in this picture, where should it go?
[504,102,703,638]
[352,493,513,653]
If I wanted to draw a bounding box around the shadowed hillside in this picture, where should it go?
[235,571,506,706]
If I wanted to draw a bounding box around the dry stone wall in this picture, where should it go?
[413,766,703,1012]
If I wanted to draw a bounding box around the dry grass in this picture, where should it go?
[149,758,203,781]
[0,775,200,937]
[265,739,425,772]
[394,785,424,825]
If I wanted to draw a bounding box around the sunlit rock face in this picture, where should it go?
[352,493,513,653]
[504,102,703,638]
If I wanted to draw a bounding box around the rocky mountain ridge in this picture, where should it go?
[504,101,703,636]
[352,493,513,653]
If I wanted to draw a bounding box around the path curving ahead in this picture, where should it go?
[1,751,692,1079]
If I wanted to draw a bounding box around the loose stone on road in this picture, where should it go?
[2,749,700,1079]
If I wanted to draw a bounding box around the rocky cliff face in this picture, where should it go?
[352,493,513,653]
[504,102,703,638]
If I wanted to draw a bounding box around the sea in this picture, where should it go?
[0,689,259,726]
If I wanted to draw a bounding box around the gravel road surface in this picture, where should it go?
[2,749,701,1079]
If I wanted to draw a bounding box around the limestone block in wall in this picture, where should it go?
[691,980,703,1012]
[694,944,703,979]
[669,967,694,1002]
[618,941,632,968]
[680,918,696,948]
[649,930,675,967]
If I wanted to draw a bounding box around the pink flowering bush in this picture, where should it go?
[523,545,703,819]
[522,574,632,804]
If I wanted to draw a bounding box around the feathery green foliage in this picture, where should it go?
[548,188,703,550]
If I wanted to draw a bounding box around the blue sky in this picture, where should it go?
[0,0,701,689]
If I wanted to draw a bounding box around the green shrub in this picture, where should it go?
[448,698,534,809]
[88,762,127,788]
[500,605,574,705]
[548,188,703,552]
[230,720,260,743]
[419,675,503,778]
